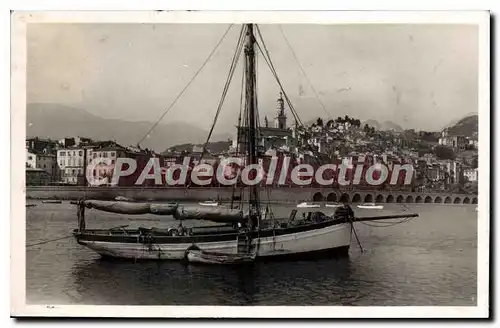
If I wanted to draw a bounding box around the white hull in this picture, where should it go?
[357,205,384,210]
[78,223,352,260]
[297,202,320,208]
[199,202,219,207]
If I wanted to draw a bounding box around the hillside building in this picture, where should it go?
[438,130,467,151]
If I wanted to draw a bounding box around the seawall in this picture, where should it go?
[25,186,478,205]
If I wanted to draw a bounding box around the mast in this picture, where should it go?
[244,24,260,221]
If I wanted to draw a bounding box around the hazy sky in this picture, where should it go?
[27,23,478,133]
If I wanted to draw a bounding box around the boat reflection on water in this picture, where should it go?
[69,255,362,305]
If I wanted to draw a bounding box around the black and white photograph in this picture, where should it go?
[10,11,489,318]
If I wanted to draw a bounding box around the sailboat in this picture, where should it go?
[357,203,384,210]
[325,203,342,208]
[296,202,320,208]
[199,200,219,207]
[71,24,418,262]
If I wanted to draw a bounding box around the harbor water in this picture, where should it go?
[25,201,477,306]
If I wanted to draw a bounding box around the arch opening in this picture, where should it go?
[406,195,414,203]
[339,193,350,203]
[463,197,471,204]
[472,197,478,204]
[424,196,433,203]
[415,196,423,203]
[312,192,324,202]
[444,196,452,204]
[386,195,395,203]
[396,195,404,203]
[375,194,384,203]
[364,194,374,203]
[453,197,461,204]
[326,193,337,202]
[434,196,443,204]
[352,194,362,203]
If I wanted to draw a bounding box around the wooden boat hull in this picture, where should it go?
[75,222,352,261]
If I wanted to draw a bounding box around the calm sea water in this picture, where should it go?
[25,201,477,306]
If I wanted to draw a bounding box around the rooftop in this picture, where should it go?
[26,137,58,143]
[92,147,125,152]
[26,149,56,157]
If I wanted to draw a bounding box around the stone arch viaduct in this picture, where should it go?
[26,186,478,205]
[309,190,477,205]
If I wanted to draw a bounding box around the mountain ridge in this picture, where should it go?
[26,103,231,151]
[444,114,478,137]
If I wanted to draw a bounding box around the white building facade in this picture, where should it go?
[57,148,86,184]
[463,168,478,182]
[87,146,128,186]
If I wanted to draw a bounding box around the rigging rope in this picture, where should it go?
[357,216,416,228]
[198,25,246,164]
[186,25,245,191]
[254,26,303,127]
[278,25,332,120]
[252,43,262,210]
[254,25,331,172]
[230,54,247,208]
[254,45,261,147]
[26,235,73,248]
[136,24,234,147]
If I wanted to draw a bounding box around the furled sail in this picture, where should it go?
[76,200,178,215]
[173,205,246,223]
[72,201,244,223]
[149,203,179,215]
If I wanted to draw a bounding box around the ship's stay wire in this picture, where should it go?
[198,25,246,161]
[254,26,303,127]
[230,55,246,208]
[278,25,332,120]
[254,25,330,170]
[358,203,418,227]
[255,25,320,154]
[26,235,74,248]
[136,24,234,147]
[357,215,416,228]
[186,25,246,188]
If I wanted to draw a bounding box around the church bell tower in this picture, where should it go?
[274,92,287,130]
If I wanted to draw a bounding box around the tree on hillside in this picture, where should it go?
[363,124,370,133]
[316,117,323,127]
[326,119,334,128]
[434,145,456,160]
[420,131,439,143]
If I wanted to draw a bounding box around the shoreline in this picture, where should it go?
[25,186,478,205]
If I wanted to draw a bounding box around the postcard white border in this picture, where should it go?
[10,10,490,318]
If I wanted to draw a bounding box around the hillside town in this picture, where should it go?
[25,93,478,194]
